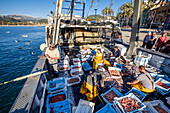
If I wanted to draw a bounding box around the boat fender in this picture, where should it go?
[114,32,120,39]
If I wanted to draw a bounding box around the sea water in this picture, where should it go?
[0,26,45,112]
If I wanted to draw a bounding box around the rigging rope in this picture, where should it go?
[86,0,100,18]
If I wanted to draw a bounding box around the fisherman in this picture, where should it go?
[127,65,155,93]
[45,44,60,75]
[111,46,126,63]
[80,64,105,101]
[91,48,105,69]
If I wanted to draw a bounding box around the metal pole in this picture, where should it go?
[82,3,85,19]
[95,9,97,23]
[126,0,142,58]
[52,0,63,45]
[52,0,59,45]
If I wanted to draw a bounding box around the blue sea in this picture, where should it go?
[0,26,45,113]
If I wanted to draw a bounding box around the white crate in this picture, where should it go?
[146,100,170,113]
[70,68,84,77]
[65,76,81,87]
[75,99,95,113]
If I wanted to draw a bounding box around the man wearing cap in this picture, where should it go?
[45,44,60,75]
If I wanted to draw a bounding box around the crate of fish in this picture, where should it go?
[81,58,87,64]
[70,68,84,77]
[66,76,81,87]
[46,90,67,106]
[114,62,123,70]
[47,77,66,91]
[155,78,170,92]
[114,93,146,113]
[82,62,92,71]
[125,87,146,101]
[46,99,71,113]
[150,73,170,82]
[73,58,81,64]
[71,64,82,70]
[58,63,70,72]
[101,87,123,104]
[145,100,170,113]
[86,55,92,61]
[108,67,121,79]
[96,103,116,113]
[75,99,95,113]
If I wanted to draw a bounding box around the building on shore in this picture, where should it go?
[147,1,170,29]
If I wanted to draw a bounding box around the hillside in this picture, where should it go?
[0,14,48,25]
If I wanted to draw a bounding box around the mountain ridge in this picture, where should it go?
[0,14,46,22]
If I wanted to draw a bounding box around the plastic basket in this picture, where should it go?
[47,77,66,91]
[73,58,81,64]
[66,76,81,86]
[101,87,123,104]
[146,100,170,113]
[150,73,170,82]
[71,64,82,70]
[70,68,84,77]
[46,99,71,113]
[114,62,123,70]
[58,63,70,72]
[82,62,92,71]
[75,99,95,113]
[114,93,146,113]
[46,90,67,107]
[155,78,170,92]
[96,103,116,113]
[108,67,121,79]
[125,87,146,101]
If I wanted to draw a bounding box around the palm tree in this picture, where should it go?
[118,0,134,27]
[102,9,106,17]
[108,9,114,17]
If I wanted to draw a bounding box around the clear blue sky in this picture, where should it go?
[0,0,132,18]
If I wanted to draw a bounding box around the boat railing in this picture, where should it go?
[9,50,48,113]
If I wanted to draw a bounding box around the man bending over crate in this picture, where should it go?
[127,65,155,93]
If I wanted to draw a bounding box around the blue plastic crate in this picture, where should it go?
[82,62,92,71]
[155,87,170,95]
[125,87,146,101]
[101,87,123,104]
[47,77,66,91]
[46,90,67,107]
[96,103,116,113]
[155,78,170,92]
[114,62,122,70]
[114,93,146,113]
[46,99,71,113]
[150,73,170,82]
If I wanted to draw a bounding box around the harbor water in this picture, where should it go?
[0,26,45,113]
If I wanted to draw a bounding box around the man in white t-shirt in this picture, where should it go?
[127,65,155,93]
[45,44,60,74]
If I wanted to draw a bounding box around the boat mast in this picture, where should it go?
[70,0,75,21]
[52,0,63,45]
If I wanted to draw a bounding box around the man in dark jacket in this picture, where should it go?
[111,46,126,63]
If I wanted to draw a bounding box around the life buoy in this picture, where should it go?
[114,32,120,39]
